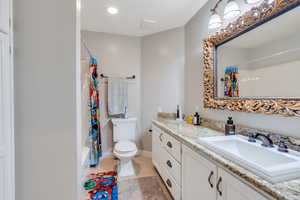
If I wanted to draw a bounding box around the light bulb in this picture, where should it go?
[224,0,241,20]
[107,7,119,15]
[245,0,262,4]
[208,12,222,30]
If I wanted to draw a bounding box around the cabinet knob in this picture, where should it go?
[167,141,173,148]
[166,160,172,168]
[217,177,222,196]
[166,179,172,188]
[208,171,214,188]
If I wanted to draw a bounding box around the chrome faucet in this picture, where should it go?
[248,132,274,148]
[278,138,289,153]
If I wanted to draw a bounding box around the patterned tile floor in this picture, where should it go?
[85,155,173,200]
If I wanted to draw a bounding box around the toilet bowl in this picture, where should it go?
[113,140,137,177]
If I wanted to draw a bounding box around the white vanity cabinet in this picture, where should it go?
[152,125,182,200]
[152,124,272,200]
[152,123,272,200]
[182,145,269,200]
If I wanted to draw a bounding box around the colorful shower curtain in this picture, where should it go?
[224,66,239,97]
[89,57,102,167]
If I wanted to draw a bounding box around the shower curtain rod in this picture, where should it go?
[81,38,93,58]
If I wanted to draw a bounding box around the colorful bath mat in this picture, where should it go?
[84,171,118,200]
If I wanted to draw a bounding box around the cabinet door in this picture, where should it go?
[182,145,217,200]
[217,168,269,200]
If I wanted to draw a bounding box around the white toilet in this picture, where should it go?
[112,117,138,177]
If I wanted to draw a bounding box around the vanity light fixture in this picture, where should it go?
[209,0,272,30]
[208,0,241,30]
[208,11,222,29]
[224,0,241,20]
[107,6,119,15]
[208,0,223,30]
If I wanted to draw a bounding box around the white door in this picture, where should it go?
[0,23,14,200]
[182,145,217,200]
[217,168,268,200]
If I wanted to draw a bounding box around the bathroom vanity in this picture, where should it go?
[152,119,300,200]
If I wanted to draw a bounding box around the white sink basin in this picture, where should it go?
[197,135,300,183]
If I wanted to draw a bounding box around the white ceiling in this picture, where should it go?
[81,0,208,36]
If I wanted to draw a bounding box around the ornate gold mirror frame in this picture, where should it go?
[203,0,300,117]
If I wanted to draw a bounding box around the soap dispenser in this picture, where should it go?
[176,105,180,119]
[176,105,183,121]
[193,112,201,126]
[225,117,235,135]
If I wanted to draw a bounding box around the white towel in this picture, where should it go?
[108,77,128,116]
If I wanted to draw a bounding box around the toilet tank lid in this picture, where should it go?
[111,118,137,124]
[115,141,137,152]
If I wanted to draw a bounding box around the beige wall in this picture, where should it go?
[82,28,185,153]
[184,0,300,139]
[81,31,142,152]
[141,27,185,151]
[14,0,78,199]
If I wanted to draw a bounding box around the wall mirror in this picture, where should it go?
[203,0,300,117]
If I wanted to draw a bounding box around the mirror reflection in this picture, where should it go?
[216,6,300,98]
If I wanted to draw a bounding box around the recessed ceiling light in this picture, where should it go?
[143,19,157,24]
[107,6,119,15]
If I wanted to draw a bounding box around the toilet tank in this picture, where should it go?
[111,118,137,142]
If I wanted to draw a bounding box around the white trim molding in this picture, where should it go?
[76,0,83,199]
[0,0,15,199]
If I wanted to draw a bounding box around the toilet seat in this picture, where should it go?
[114,140,137,153]
[113,142,137,177]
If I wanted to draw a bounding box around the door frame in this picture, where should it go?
[76,0,83,199]
[1,0,15,199]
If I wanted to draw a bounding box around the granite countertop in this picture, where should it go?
[152,119,300,200]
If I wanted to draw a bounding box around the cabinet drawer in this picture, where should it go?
[161,147,181,186]
[163,132,181,163]
[159,164,181,200]
[152,125,165,147]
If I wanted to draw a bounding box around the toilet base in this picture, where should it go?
[118,158,135,177]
